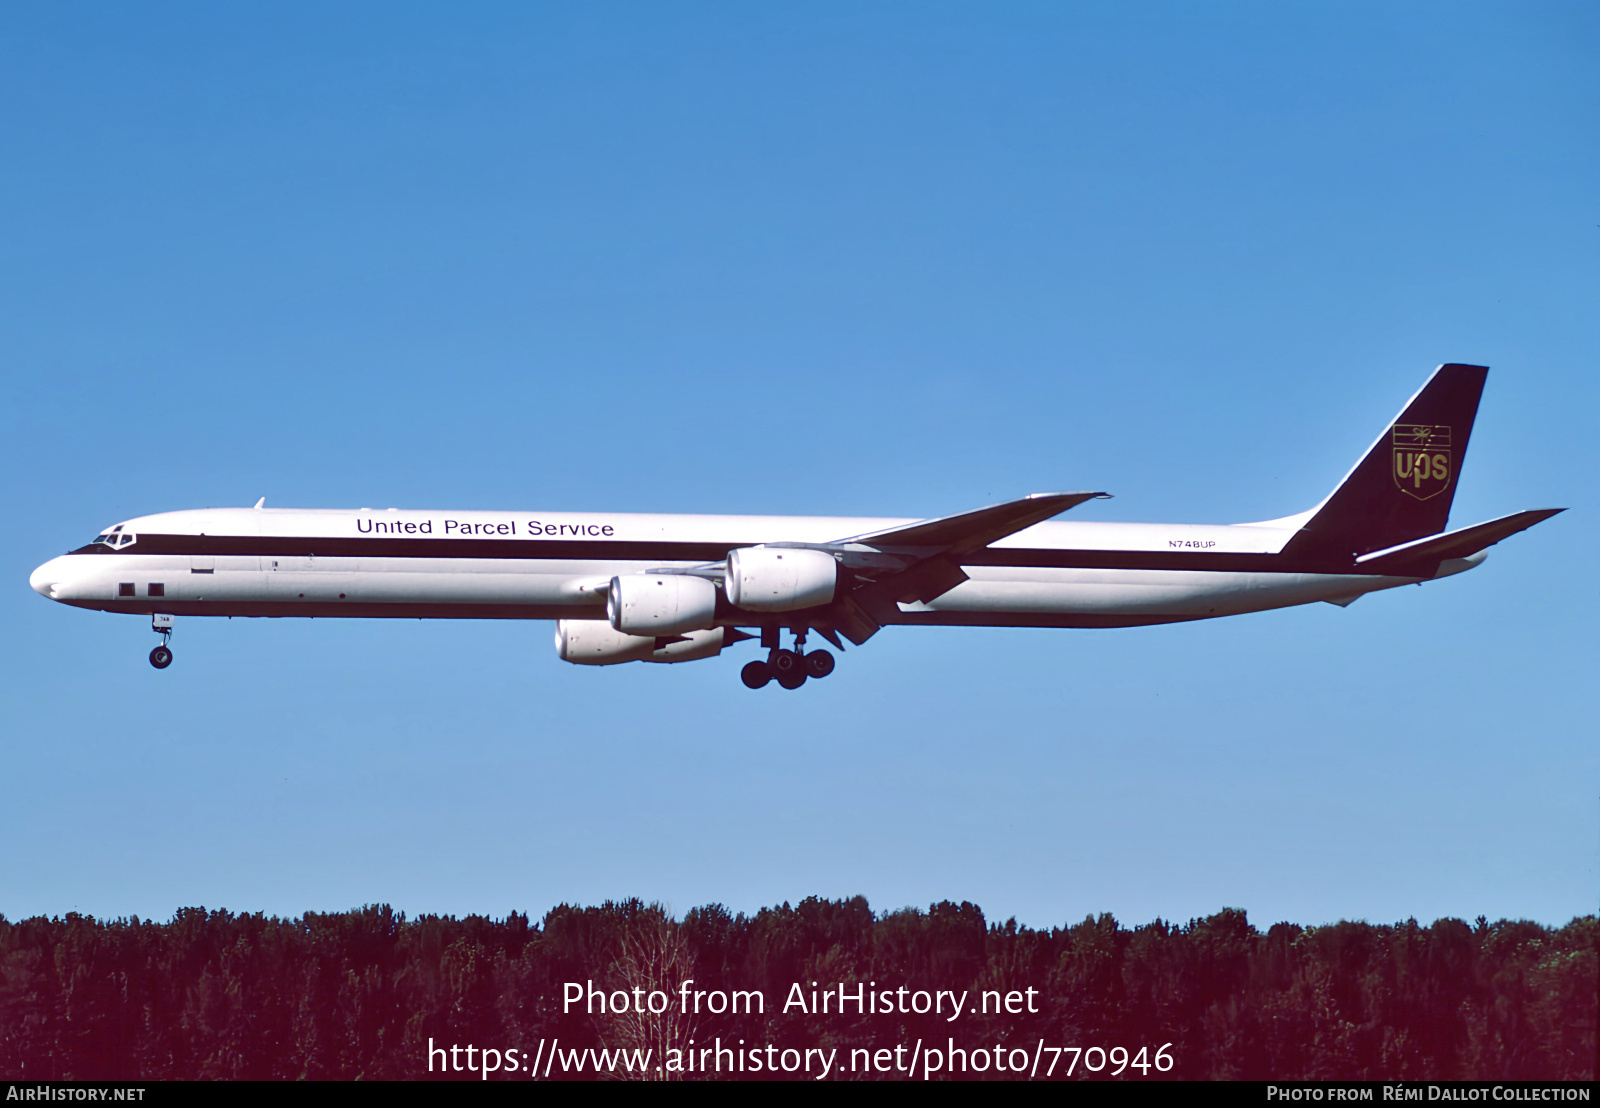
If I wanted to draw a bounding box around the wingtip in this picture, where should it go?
[1513,507,1566,523]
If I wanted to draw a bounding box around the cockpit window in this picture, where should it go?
[88,527,134,549]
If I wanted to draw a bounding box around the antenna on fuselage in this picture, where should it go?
[253,497,266,510]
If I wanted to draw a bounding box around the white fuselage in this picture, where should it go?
[28,505,1477,630]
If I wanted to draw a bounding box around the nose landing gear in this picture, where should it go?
[150,613,174,669]
[739,626,835,690]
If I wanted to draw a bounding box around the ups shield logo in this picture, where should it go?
[1392,424,1452,500]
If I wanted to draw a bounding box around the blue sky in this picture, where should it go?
[3,2,1596,931]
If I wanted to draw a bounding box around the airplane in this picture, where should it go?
[29,364,1562,689]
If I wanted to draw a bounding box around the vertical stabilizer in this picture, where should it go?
[1282,364,1488,562]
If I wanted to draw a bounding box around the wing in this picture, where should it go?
[643,491,1110,647]
[814,491,1109,645]
[831,491,1110,554]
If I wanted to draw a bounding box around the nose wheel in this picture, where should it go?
[739,626,835,690]
[150,613,174,670]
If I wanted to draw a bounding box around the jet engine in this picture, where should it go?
[607,573,718,635]
[725,546,838,611]
[555,620,730,665]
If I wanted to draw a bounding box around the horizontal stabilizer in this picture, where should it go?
[836,491,1109,554]
[1354,508,1564,574]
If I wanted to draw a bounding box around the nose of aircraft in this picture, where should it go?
[30,558,62,599]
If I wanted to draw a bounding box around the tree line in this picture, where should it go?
[0,899,1593,1080]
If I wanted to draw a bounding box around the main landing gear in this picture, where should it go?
[739,626,836,690]
[149,613,174,669]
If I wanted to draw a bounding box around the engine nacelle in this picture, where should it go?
[607,573,718,635]
[555,621,729,666]
[725,546,838,612]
